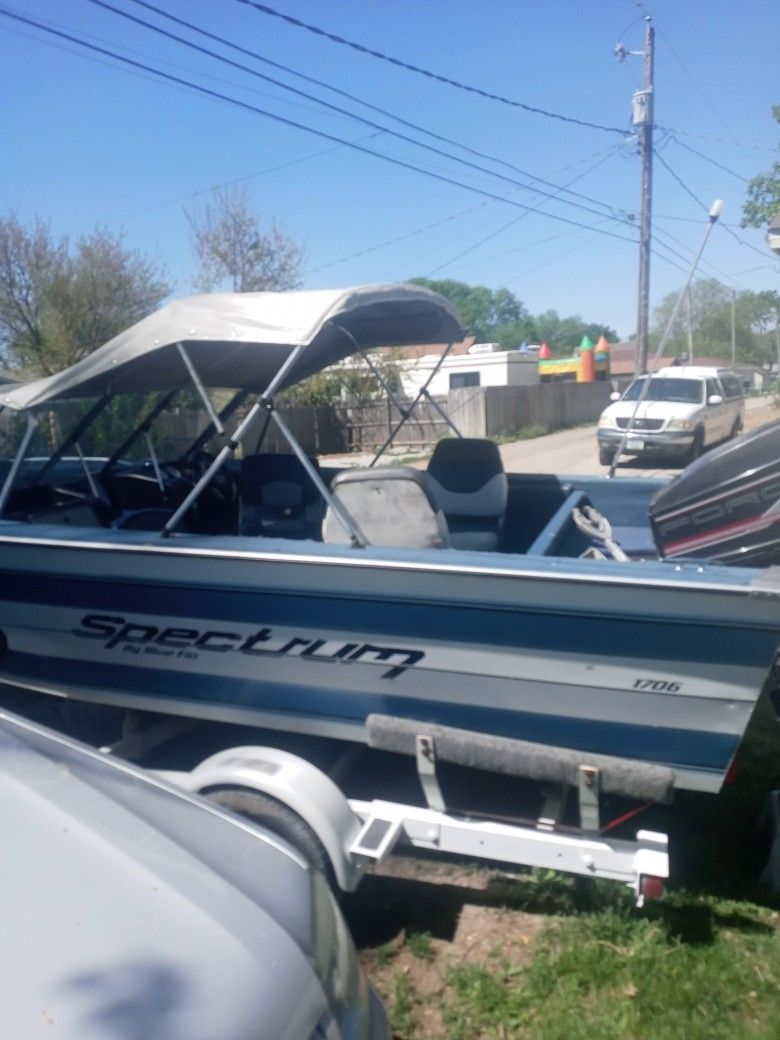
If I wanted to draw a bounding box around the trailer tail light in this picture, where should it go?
[724,757,739,786]
[639,874,664,901]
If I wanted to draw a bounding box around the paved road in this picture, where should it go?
[323,396,778,478]
[499,394,776,479]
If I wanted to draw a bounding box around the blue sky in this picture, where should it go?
[2,0,779,340]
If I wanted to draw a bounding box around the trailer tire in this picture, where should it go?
[204,786,334,883]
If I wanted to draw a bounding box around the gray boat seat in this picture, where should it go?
[239,453,324,539]
[322,467,449,549]
[426,438,508,551]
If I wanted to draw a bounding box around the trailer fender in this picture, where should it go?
[158,746,366,892]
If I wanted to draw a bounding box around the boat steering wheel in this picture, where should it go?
[176,450,237,506]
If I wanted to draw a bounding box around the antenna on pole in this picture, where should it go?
[633,16,655,376]
[607,201,724,478]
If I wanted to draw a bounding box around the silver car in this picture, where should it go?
[0,708,388,1040]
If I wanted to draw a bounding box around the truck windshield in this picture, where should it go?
[622,377,703,404]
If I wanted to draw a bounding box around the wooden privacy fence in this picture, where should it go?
[0,383,612,461]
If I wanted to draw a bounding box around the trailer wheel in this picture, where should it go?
[204,786,334,883]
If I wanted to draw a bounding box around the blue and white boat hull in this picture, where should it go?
[1,525,777,794]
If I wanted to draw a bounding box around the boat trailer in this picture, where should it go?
[108,711,672,906]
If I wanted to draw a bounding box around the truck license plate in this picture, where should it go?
[626,438,645,450]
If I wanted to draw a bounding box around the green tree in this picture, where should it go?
[410,277,536,348]
[187,186,305,293]
[532,309,617,354]
[650,280,779,364]
[742,106,780,228]
[742,289,780,368]
[0,213,170,375]
[280,350,402,406]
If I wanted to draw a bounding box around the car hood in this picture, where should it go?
[0,709,361,1040]
[601,399,699,420]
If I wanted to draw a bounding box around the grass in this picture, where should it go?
[492,423,549,444]
[369,693,780,1038]
[392,970,420,1038]
[406,930,435,961]
[442,898,779,1040]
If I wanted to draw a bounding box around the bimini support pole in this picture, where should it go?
[161,344,310,536]
[0,415,38,516]
[161,342,366,546]
[102,387,181,472]
[33,391,113,486]
[333,325,461,465]
[269,407,366,547]
[176,343,224,435]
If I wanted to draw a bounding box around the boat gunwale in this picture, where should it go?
[0,523,777,600]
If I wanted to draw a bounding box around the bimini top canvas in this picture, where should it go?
[0,283,464,410]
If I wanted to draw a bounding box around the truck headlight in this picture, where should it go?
[598,415,616,429]
[667,418,693,431]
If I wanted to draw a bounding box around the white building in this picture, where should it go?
[399,343,540,397]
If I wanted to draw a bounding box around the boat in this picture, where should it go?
[0,283,777,798]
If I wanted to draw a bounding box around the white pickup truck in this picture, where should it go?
[597,365,745,466]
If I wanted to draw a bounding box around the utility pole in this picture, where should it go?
[731,289,737,367]
[634,16,655,374]
[685,286,694,361]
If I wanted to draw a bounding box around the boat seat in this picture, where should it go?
[322,467,449,549]
[239,453,324,539]
[425,438,508,551]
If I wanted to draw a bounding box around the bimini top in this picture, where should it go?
[0,283,464,411]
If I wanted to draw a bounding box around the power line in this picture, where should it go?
[126,0,625,212]
[234,0,630,136]
[0,7,639,247]
[632,0,742,145]
[652,224,737,285]
[654,148,780,267]
[425,143,627,277]
[654,24,740,144]
[305,199,494,276]
[119,133,385,222]
[655,125,779,154]
[665,133,750,183]
[6,3,357,123]
[308,142,630,276]
[91,0,631,228]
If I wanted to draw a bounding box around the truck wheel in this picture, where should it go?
[204,786,333,883]
[599,445,616,466]
[684,428,704,465]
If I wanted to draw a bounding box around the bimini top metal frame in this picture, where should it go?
[0,284,464,544]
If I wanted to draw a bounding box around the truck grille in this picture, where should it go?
[616,417,664,431]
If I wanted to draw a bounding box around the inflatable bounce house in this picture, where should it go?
[538,335,611,383]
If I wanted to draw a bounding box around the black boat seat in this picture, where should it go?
[426,438,508,551]
[239,453,323,539]
[322,467,449,549]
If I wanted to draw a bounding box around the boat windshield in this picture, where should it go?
[622,377,703,404]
